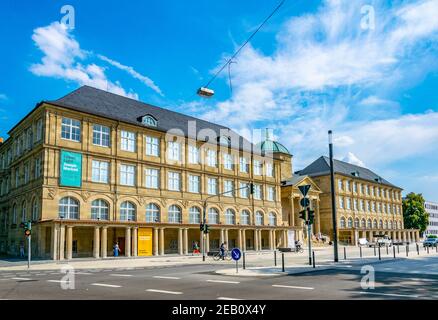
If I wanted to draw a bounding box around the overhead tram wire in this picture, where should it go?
[197,0,286,97]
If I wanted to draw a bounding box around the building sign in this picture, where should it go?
[138,228,153,256]
[60,150,82,187]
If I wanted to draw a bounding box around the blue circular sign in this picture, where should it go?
[231,248,241,261]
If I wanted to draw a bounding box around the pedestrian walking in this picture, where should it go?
[113,242,121,257]
[19,242,25,258]
[192,241,200,255]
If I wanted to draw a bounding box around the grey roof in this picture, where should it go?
[295,156,400,189]
[281,175,307,187]
[46,86,254,152]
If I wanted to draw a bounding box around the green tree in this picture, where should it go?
[403,192,429,234]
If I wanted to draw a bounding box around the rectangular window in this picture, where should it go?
[15,169,19,188]
[240,182,249,198]
[360,200,364,211]
[265,163,274,177]
[168,172,181,191]
[145,168,159,189]
[339,197,344,209]
[207,178,218,195]
[254,184,262,200]
[167,142,181,161]
[34,157,41,179]
[346,198,351,210]
[338,180,343,191]
[121,131,136,152]
[36,118,43,142]
[120,164,135,186]
[188,175,200,193]
[239,157,248,173]
[145,136,160,156]
[353,182,357,193]
[253,160,262,176]
[92,160,109,183]
[267,186,276,201]
[188,145,199,164]
[354,199,358,211]
[223,153,233,170]
[24,163,29,184]
[61,117,81,142]
[206,149,217,167]
[26,128,33,150]
[92,124,110,147]
[346,181,351,191]
[224,180,233,197]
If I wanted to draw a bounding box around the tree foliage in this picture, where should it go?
[403,192,428,233]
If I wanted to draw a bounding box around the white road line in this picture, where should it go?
[153,276,181,280]
[206,280,240,284]
[146,289,183,295]
[217,297,243,300]
[91,283,122,288]
[272,284,314,290]
[74,272,92,275]
[47,280,63,283]
[12,277,32,281]
[110,274,133,277]
[358,291,419,298]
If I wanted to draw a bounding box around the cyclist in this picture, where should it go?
[220,241,228,260]
[295,240,303,251]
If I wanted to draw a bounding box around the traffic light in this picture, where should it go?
[307,209,315,225]
[200,223,204,232]
[204,224,210,234]
[249,183,255,194]
[24,221,31,237]
[299,210,307,220]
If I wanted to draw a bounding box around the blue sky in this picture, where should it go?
[1,0,438,200]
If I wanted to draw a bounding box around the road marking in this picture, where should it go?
[36,274,47,276]
[110,274,133,277]
[217,297,243,300]
[74,272,92,275]
[47,280,64,283]
[358,291,419,298]
[272,284,314,290]
[206,280,240,284]
[153,276,181,280]
[12,277,32,281]
[91,283,122,288]
[146,289,183,295]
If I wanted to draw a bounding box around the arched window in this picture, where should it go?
[189,207,201,224]
[142,115,157,127]
[373,219,378,228]
[379,220,383,229]
[208,208,219,224]
[145,203,159,222]
[361,218,366,228]
[21,201,27,222]
[347,217,353,228]
[240,210,250,225]
[340,217,346,228]
[225,209,235,225]
[91,199,109,220]
[59,197,79,220]
[255,211,264,226]
[120,201,136,221]
[168,205,182,223]
[32,199,39,221]
[268,212,277,226]
[367,219,372,228]
[384,220,388,229]
[12,204,17,224]
[354,218,360,228]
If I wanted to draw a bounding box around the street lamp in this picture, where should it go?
[328,130,339,262]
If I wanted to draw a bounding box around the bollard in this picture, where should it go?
[243,252,246,270]
[312,251,316,268]
[417,243,419,255]
[374,246,376,256]
[397,245,399,254]
[281,252,285,272]
[274,250,277,267]
[427,246,430,254]
[406,244,409,257]
[360,246,362,259]
[378,245,381,261]
[436,245,438,253]
[386,245,389,255]
[344,247,347,260]
[393,245,396,259]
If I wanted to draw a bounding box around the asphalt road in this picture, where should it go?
[1,257,438,300]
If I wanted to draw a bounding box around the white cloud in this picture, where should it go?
[342,152,365,167]
[97,55,163,96]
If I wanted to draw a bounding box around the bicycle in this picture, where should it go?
[213,250,232,261]
[293,245,304,253]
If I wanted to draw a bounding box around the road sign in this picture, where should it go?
[298,185,311,197]
[300,198,310,207]
[231,248,242,261]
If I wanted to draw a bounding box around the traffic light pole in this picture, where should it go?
[307,213,312,266]
[27,221,31,269]
[329,130,339,262]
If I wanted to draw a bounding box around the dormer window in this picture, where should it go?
[141,115,157,127]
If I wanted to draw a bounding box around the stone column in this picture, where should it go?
[125,227,131,257]
[178,228,183,255]
[269,229,273,250]
[183,228,188,255]
[402,231,407,243]
[242,229,246,251]
[93,226,100,259]
[51,224,59,260]
[59,225,65,260]
[132,227,138,257]
[259,230,263,250]
[220,229,225,244]
[283,230,288,248]
[66,226,73,260]
[153,228,159,256]
[101,227,108,258]
[273,229,277,249]
[289,196,295,227]
[237,229,242,249]
[415,231,420,242]
[224,229,229,245]
[254,229,259,251]
[159,228,165,255]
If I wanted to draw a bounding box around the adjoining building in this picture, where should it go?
[294,156,419,245]
[425,201,438,236]
[0,86,298,260]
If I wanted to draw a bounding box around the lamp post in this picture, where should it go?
[328,130,339,262]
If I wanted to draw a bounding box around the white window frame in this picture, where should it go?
[240,182,249,198]
[223,153,233,170]
[267,186,276,201]
[120,164,135,186]
[224,180,233,197]
[167,141,181,161]
[91,160,109,183]
[61,117,81,142]
[206,149,217,167]
[92,124,110,147]
[253,160,262,175]
[121,130,136,152]
[239,157,248,173]
[207,177,218,195]
[188,174,200,193]
[168,172,181,191]
[188,145,199,164]
[145,136,160,156]
[145,168,159,189]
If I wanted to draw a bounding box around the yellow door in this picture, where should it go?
[137,228,153,256]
